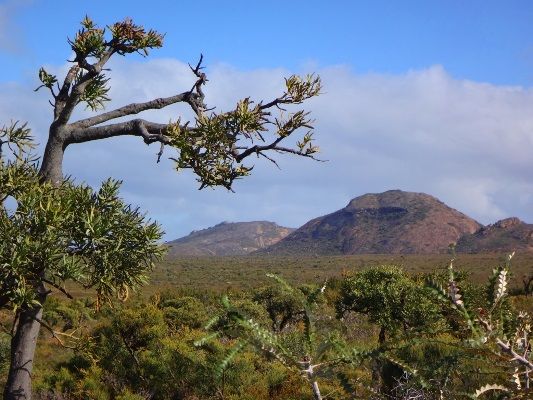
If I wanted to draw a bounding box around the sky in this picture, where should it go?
[1,0,532,240]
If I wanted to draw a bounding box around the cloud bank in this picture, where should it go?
[1,59,532,239]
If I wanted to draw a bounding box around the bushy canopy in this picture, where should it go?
[0,122,163,310]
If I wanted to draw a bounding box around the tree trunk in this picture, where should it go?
[310,380,322,400]
[3,289,47,400]
[302,360,322,400]
[39,130,67,184]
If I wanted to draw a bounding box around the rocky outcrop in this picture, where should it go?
[456,218,533,253]
[166,221,294,256]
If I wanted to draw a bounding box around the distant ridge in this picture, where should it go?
[456,217,533,253]
[166,221,294,256]
[165,190,531,257]
[259,190,482,255]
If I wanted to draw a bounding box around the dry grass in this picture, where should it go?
[148,252,533,293]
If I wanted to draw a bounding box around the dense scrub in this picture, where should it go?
[1,260,531,399]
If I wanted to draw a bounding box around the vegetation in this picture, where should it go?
[0,254,531,399]
[0,122,164,400]
[149,253,533,295]
[0,15,321,399]
[2,15,532,400]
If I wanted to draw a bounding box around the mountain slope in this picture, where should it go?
[456,217,533,253]
[260,190,482,255]
[166,221,294,256]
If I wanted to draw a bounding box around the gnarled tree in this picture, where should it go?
[1,16,321,399]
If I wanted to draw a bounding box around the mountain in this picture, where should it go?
[166,221,295,256]
[456,217,533,253]
[259,190,482,255]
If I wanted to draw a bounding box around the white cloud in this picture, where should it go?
[1,58,533,239]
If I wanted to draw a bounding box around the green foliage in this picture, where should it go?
[337,265,443,339]
[5,263,529,400]
[166,114,254,190]
[159,296,209,330]
[108,17,164,56]
[284,74,321,103]
[0,333,9,372]
[0,124,164,311]
[35,68,58,93]
[198,275,352,400]
[70,15,106,58]
[43,297,93,331]
[37,16,164,112]
[71,16,163,59]
[76,71,110,111]
[0,121,34,162]
[253,283,307,332]
[426,254,533,398]
[37,296,302,400]
[165,72,321,190]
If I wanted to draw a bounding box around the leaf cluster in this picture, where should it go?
[0,121,35,163]
[70,16,163,59]
[166,115,252,190]
[0,127,164,310]
[108,17,164,56]
[337,265,443,337]
[166,74,321,190]
[37,16,165,113]
[75,71,110,111]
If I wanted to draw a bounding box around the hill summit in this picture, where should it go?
[260,190,482,255]
[166,221,294,256]
[456,217,533,253]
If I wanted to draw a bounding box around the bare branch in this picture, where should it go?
[71,92,192,129]
[54,65,80,121]
[259,96,290,111]
[67,119,174,145]
[29,315,79,349]
[56,50,114,125]
[235,138,322,163]
[156,142,164,163]
[42,278,74,300]
[258,152,281,169]
[496,339,533,370]
[235,137,284,161]
[187,54,208,115]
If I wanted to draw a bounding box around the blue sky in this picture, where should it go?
[4,1,533,85]
[1,0,533,239]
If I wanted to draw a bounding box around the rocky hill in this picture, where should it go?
[166,221,294,256]
[456,217,533,253]
[259,190,482,255]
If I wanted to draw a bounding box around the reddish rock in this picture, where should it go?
[260,190,482,255]
[457,218,533,253]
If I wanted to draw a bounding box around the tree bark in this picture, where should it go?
[310,380,322,400]
[302,361,322,400]
[3,288,47,400]
[38,128,67,184]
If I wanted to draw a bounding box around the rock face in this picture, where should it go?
[456,218,533,253]
[260,190,482,255]
[166,221,295,256]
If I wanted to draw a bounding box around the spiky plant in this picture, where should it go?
[195,274,360,400]
[428,252,532,398]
